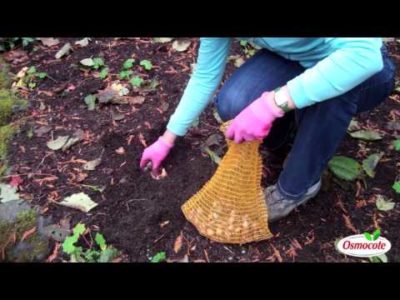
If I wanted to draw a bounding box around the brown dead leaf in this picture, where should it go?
[76,172,88,183]
[285,246,298,261]
[291,238,302,250]
[174,232,183,254]
[267,244,283,262]
[3,49,28,64]
[373,212,380,229]
[58,158,88,165]
[38,38,60,47]
[21,227,36,242]
[335,195,348,214]
[355,199,367,208]
[203,249,210,262]
[342,214,358,234]
[304,230,315,245]
[138,133,147,147]
[34,175,58,186]
[127,96,145,105]
[97,88,119,104]
[356,181,362,198]
[127,135,134,145]
[47,190,60,202]
[66,84,76,92]
[46,242,61,262]
[38,90,54,97]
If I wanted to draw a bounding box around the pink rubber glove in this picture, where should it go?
[140,137,173,174]
[226,91,285,144]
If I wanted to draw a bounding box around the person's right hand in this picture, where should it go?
[140,137,173,174]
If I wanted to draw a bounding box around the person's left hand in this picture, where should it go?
[226,91,285,143]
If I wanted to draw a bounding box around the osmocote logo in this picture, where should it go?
[336,229,391,258]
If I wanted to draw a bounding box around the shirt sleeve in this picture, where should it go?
[287,38,384,109]
[166,38,231,136]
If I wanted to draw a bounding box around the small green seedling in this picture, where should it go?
[84,94,97,110]
[92,58,105,70]
[98,67,109,79]
[150,251,166,263]
[118,58,136,80]
[119,69,133,80]
[80,57,107,79]
[130,76,144,88]
[393,139,400,152]
[123,58,135,69]
[62,223,119,262]
[140,60,153,71]
[392,181,400,194]
[25,66,47,89]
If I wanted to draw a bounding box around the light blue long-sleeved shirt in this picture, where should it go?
[167,38,384,136]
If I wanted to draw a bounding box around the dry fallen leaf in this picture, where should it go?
[38,38,60,47]
[3,49,28,64]
[58,192,98,213]
[115,147,125,155]
[76,172,88,183]
[46,242,61,262]
[83,158,102,171]
[174,232,183,254]
[138,133,147,147]
[172,40,191,52]
[342,214,358,234]
[127,96,145,105]
[21,227,37,242]
[75,38,91,47]
[55,43,72,59]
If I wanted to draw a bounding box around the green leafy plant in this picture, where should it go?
[92,58,105,70]
[123,58,135,69]
[130,76,144,88]
[62,223,119,262]
[98,67,109,80]
[0,37,36,52]
[393,139,400,151]
[392,181,400,194]
[328,156,361,181]
[140,60,153,71]
[348,130,382,141]
[150,251,166,263]
[24,66,47,89]
[362,152,383,178]
[119,70,133,80]
[80,57,107,79]
[84,94,97,110]
[118,58,136,80]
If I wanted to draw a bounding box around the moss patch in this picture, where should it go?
[0,57,11,89]
[0,208,48,262]
[0,124,16,161]
[0,89,28,126]
[0,93,13,126]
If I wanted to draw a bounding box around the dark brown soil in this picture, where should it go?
[3,38,400,262]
